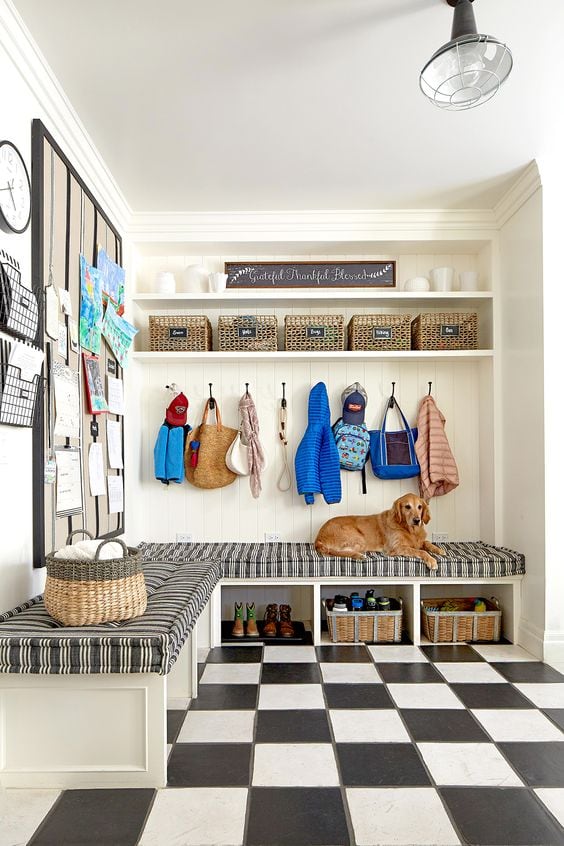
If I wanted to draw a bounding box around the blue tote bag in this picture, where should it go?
[369,400,420,480]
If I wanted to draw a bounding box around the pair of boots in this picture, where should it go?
[264,603,294,638]
[232,602,258,637]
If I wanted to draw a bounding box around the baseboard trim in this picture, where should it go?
[543,630,564,663]
[518,617,544,659]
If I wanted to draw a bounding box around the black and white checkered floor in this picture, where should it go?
[5,643,564,845]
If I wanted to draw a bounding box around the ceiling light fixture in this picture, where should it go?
[420,0,513,111]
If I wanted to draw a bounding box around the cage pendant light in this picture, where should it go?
[420,0,513,111]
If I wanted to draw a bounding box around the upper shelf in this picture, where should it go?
[132,350,494,363]
[131,290,493,310]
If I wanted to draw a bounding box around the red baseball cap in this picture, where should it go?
[165,392,188,426]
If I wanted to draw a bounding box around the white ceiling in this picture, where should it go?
[13,0,557,212]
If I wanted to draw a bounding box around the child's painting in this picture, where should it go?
[79,255,103,354]
[97,247,125,316]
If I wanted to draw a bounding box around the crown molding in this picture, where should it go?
[494,161,542,228]
[0,0,131,231]
[128,208,498,243]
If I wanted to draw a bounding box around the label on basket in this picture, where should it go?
[440,324,460,338]
[169,326,188,340]
[20,388,29,399]
[238,326,257,339]
[373,326,393,340]
[306,326,326,339]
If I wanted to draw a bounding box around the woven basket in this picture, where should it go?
[348,314,411,351]
[421,597,501,643]
[218,315,278,351]
[325,598,402,643]
[45,531,147,626]
[285,314,345,351]
[149,315,212,351]
[411,312,478,350]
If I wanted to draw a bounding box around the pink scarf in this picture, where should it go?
[240,393,266,498]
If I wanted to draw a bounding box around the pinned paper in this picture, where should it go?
[8,342,43,381]
[107,474,123,514]
[53,362,80,438]
[58,287,73,316]
[45,285,59,341]
[69,318,79,353]
[55,447,83,516]
[58,322,67,359]
[88,442,106,497]
[101,303,138,368]
[107,376,124,415]
[106,419,123,469]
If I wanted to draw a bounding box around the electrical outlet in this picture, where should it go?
[176,533,193,543]
[432,532,448,544]
[264,533,281,543]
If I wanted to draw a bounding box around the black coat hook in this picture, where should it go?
[281,382,287,409]
[428,381,432,396]
[245,382,250,397]
[208,382,215,410]
[388,381,396,409]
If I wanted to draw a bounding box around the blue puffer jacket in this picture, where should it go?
[295,382,342,505]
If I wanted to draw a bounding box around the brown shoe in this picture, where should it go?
[263,603,278,637]
[246,603,259,637]
[279,604,295,638]
[232,602,244,637]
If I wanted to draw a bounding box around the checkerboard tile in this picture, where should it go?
[22,641,564,846]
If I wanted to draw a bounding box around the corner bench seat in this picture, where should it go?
[139,541,525,579]
[0,558,220,675]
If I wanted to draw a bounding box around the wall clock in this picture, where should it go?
[0,140,32,234]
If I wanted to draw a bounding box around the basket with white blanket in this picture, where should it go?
[44,530,146,626]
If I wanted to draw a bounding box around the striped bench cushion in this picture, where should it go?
[139,541,525,579]
[0,559,220,675]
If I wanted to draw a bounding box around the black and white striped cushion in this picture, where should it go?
[0,559,220,675]
[139,541,525,579]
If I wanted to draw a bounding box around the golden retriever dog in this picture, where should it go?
[314,493,444,570]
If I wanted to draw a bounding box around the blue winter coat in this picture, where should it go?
[154,423,191,485]
[295,382,342,505]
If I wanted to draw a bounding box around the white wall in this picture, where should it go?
[499,188,545,657]
[0,0,128,611]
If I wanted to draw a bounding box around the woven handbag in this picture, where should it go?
[44,530,146,626]
[185,399,238,489]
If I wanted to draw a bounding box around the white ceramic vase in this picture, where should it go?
[430,266,455,292]
[154,271,176,295]
[403,276,430,292]
[209,272,228,293]
[182,264,210,292]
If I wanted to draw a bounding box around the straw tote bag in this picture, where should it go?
[185,399,238,489]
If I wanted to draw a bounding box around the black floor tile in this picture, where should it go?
[167,742,251,787]
[197,662,206,681]
[451,683,534,709]
[261,662,322,684]
[324,683,394,709]
[255,710,332,743]
[189,684,258,710]
[441,787,564,845]
[420,644,484,662]
[246,787,350,846]
[401,708,491,742]
[544,709,564,732]
[499,742,564,786]
[28,789,154,846]
[166,709,185,744]
[336,742,430,786]
[316,645,371,663]
[492,661,564,683]
[206,646,263,663]
[376,662,443,683]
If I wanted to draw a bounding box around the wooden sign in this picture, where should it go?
[225,261,396,289]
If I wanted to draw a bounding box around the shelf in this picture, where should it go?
[131,290,493,310]
[132,350,494,363]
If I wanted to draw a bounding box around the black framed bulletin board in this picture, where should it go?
[31,120,125,568]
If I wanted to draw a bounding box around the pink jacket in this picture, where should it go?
[415,395,459,500]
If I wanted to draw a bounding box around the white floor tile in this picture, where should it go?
[387,683,464,709]
[471,644,537,662]
[330,709,410,743]
[471,709,564,742]
[418,742,523,786]
[252,743,339,786]
[167,743,173,759]
[346,788,461,845]
[514,683,564,708]
[434,662,505,683]
[199,663,261,685]
[139,787,247,846]
[535,789,564,827]
[258,683,325,710]
[368,645,428,663]
[178,710,255,743]
[263,645,317,663]
[0,789,60,846]
[320,663,382,683]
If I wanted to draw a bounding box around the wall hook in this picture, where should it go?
[388,381,396,409]
[428,381,433,396]
[281,382,287,409]
[245,382,250,397]
[165,382,179,394]
[208,382,215,410]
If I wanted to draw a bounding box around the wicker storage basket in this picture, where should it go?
[149,315,212,351]
[325,598,402,643]
[421,597,501,643]
[348,314,411,351]
[218,315,278,351]
[285,314,345,351]
[45,531,147,626]
[411,312,478,350]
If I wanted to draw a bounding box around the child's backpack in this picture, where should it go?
[332,418,370,494]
